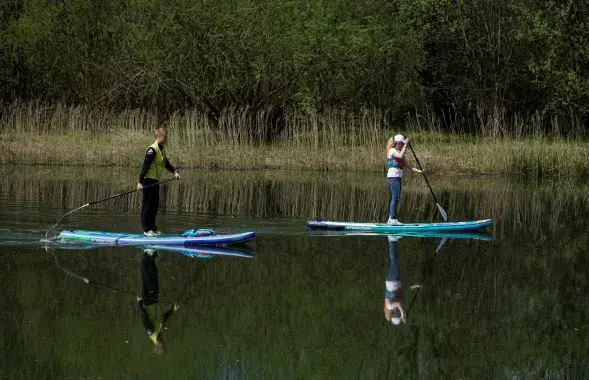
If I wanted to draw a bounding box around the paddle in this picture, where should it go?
[45,245,182,303]
[45,177,178,239]
[49,249,138,297]
[405,236,446,318]
[407,142,448,222]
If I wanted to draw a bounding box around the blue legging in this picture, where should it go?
[386,238,400,282]
[388,177,402,219]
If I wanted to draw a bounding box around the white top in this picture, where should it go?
[386,280,402,292]
[387,148,404,178]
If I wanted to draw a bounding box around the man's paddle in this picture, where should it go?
[407,142,448,222]
[45,177,178,239]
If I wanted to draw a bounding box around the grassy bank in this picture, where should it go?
[1,102,588,177]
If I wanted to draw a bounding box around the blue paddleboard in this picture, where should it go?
[306,219,493,233]
[58,229,255,246]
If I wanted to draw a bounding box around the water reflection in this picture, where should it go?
[138,248,178,355]
[383,236,422,326]
[309,229,493,240]
[48,243,254,357]
[140,244,254,259]
[50,242,255,259]
[3,166,589,240]
[3,167,589,377]
[382,231,493,327]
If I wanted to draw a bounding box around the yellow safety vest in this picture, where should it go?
[145,141,166,181]
[144,304,163,342]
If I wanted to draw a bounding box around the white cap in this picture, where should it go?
[391,317,403,325]
[393,134,406,143]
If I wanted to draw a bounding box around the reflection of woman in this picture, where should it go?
[384,236,421,325]
[137,248,179,354]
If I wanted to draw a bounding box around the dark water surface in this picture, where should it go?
[1,166,588,379]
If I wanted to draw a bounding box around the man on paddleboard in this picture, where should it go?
[137,248,179,355]
[385,135,423,225]
[137,127,180,237]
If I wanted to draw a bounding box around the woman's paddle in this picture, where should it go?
[407,142,448,221]
[45,177,178,239]
[405,236,447,318]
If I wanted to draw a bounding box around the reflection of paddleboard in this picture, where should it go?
[53,243,254,259]
[306,219,493,233]
[308,230,493,241]
[144,244,254,259]
[58,229,255,246]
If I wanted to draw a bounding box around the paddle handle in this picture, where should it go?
[408,142,448,221]
[88,177,177,206]
[407,143,439,204]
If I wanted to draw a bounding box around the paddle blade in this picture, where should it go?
[435,237,448,253]
[437,203,448,221]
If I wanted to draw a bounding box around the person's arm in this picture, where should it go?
[404,163,423,173]
[391,138,410,159]
[163,157,180,179]
[399,304,406,323]
[161,303,179,325]
[164,157,175,174]
[138,148,156,185]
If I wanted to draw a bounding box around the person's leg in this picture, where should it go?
[388,178,395,219]
[141,186,151,232]
[141,250,159,304]
[148,184,160,232]
[397,179,402,219]
[142,180,160,232]
[388,177,402,219]
[387,238,400,283]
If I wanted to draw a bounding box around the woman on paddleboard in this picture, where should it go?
[137,127,180,237]
[386,134,422,225]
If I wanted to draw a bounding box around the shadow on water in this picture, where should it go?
[1,166,589,378]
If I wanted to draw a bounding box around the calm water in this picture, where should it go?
[1,166,588,379]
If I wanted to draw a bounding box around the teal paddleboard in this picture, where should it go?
[306,219,493,233]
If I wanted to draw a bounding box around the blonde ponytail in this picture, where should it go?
[386,137,395,156]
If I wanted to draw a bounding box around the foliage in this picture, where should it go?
[2,0,589,136]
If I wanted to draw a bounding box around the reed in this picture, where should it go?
[1,102,588,176]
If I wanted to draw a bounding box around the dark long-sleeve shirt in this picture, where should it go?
[138,144,176,184]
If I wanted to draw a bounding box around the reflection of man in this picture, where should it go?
[384,236,421,325]
[137,248,179,354]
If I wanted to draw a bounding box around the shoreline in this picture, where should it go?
[1,131,588,178]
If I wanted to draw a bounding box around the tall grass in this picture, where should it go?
[1,102,588,176]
